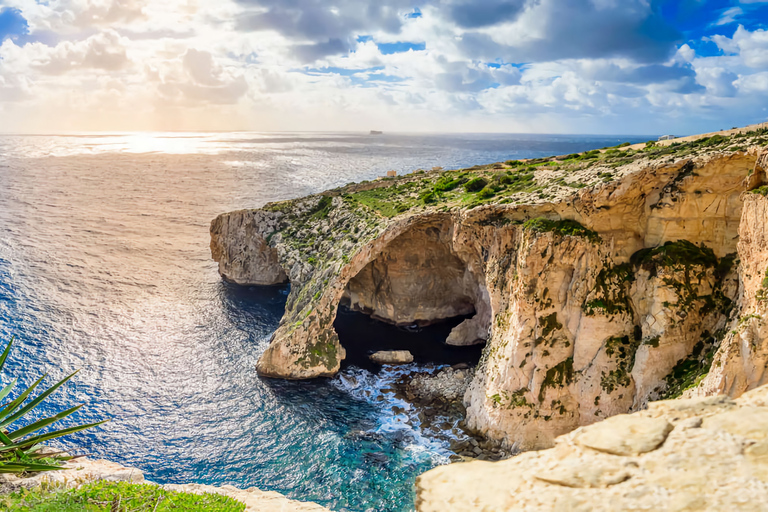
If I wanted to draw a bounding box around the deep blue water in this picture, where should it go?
[0,131,652,511]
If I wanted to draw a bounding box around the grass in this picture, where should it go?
[2,481,245,511]
[523,218,601,243]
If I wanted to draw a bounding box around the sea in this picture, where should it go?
[0,131,652,511]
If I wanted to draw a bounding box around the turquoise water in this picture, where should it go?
[0,132,651,511]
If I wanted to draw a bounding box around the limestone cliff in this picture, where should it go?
[211,127,768,449]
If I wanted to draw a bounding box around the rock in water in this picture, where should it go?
[369,350,414,365]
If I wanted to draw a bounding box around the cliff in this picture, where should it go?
[211,127,768,450]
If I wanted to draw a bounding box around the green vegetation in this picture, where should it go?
[658,331,720,400]
[309,196,334,219]
[631,240,718,272]
[523,218,601,243]
[601,334,641,393]
[0,338,106,475]
[464,177,488,192]
[631,240,732,317]
[536,313,562,346]
[750,185,768,197]
[583,263,635,317]
[489,388,534,409]
[2,481,244,511]
[539,358,574,402]
[757,266,768,303]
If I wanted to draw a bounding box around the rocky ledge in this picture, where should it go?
[212,125,768,452]
[416,380,768,511]
[1,456,329,512]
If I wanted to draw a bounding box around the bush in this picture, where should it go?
[477,187,495,199]
[0,338,106,474]
[523,218,601,243]
[420,190,437,204]
[464,177,488,193]
[434,176,466,192]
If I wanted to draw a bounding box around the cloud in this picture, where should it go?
[447,0,526,28]
[234,0,410,42]
[453,0,682,64]
[710,25,768,69]
[27,30,131,74]
[0,0,767,133]
[157,48,248,104]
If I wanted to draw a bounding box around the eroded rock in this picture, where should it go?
[574,415,672,456]
[416,384,768,511]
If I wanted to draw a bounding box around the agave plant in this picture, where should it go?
[0,337,107,473]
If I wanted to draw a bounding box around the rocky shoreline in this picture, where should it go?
[390,364,511,462]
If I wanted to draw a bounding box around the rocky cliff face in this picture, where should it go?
[211,130,768,450]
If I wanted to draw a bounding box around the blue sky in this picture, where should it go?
[0,0,766,133]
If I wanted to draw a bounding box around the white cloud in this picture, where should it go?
[0,0,767,133]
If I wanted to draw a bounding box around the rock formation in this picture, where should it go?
[415,382,768,511]
[369,350,414,364]
[211,128,768,450]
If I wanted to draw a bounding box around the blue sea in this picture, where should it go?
[0,131,652,511]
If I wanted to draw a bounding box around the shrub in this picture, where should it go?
[477,187,495,199]
[464,177,488,193]
[420,190,437,204]
[750,186,768,197]
[523,218,601,243]
[0,337,106,474]
[434,176,466,192]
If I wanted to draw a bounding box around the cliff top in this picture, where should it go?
[262,124,768,219]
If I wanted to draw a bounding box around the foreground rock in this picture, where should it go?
[212,126,768,450]
[416,383,768,511]
[369,350,414,364]
[0,456,330,512]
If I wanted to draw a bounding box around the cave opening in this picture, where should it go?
[333,222,489,371]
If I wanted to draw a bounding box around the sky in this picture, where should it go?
[0,0,767,134]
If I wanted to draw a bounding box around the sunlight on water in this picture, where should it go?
[0,131,649,511]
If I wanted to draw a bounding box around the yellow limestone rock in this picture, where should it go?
[416,385,768,511]
[574,414,673,456]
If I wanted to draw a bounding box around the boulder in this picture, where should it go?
[369,350,414,365]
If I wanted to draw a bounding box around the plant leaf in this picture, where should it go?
[8,404,84,440]
[0,462,64,473]
[0,374,46,424]
[2,419,109,452]
[0,337,13,374]
[0,380,16,405]
[0,370,79,429]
